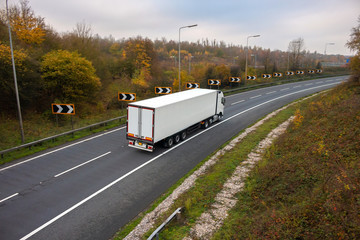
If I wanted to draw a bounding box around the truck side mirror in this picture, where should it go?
[221,97,226,105]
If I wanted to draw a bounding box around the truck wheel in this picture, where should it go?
[181,131,187,141]
[165,137,174,148]
[209,118,213,125]
[174,134,181,144]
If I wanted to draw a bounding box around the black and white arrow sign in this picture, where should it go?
[296,70,305,75]
[208,79,221,85]
[155,87,172,94]
[246,75,257,80]
[262,74,272,79]
[286,71,295,75]
[52,103,75,115]
[308,70,315,74]
[229,77,241,82]
[186,83,200,89]
[316,69,323,73]
[118,92,136,101]
[273,72,283,77]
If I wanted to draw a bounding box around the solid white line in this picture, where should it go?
[280,88,289,91]
[266,91,276,95]
[54,152,111,178]
[0,193,19,203]
[250,95,261,99]
[19,81,341,240]
[231,100,245,106]
[0,127,125,172]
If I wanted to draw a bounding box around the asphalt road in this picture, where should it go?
[0,76,347,240]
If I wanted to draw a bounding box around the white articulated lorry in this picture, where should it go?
[126,88,225,152]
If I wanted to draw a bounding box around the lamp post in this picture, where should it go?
[245,34,260,85]
[324,42,335,55]
[178,24,197,91]
[6,0,25,143]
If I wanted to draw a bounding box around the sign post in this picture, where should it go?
[51,103,75,129]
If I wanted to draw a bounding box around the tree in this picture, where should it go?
[288,38,305,70]
[347,16,360,54]
[0,42,28,111]
[40,50,101,102]
[8,0,46,45]
[346,16,360,82]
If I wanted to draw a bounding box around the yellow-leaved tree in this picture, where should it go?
[9,0,46,45]
[41,50,101,102]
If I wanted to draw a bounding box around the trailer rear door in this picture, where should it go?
[127,106,154,142]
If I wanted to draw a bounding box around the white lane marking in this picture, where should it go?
[0,127,125,172]
[266,91,276,95]
[20,81,341,240]
[54,152,111,178]
[293,85,301,88]
[0,193,19,204]
[250,95,261,99]
[280,88,289,91]
[305,83,313,86]
[231,100,245,106]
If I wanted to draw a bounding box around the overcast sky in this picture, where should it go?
[8,0,360,55]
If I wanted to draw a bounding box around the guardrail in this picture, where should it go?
[147,207,182,240]
[0,116,126,158]
[223,74,341,95]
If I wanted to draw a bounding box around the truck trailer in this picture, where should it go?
[126,88,225,152]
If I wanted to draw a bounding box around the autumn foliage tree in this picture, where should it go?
[41,50,101,103]
[8,0,45,45]
[347,16,360,82]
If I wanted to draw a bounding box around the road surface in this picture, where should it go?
[0,76,347,240]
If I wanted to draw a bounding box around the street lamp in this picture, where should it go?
[178,24,197,91]
[245,35,260,85]
[324,42,335,55]
[6,0,25,143]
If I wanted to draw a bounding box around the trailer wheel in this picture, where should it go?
[174,134,181,144]
[181,131,187,141]
[165,137,174,148]
[202,120,209,129]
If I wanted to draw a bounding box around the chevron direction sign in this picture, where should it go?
[308,70,315,74]
[52,103,75,115]
[262,74,272,79]
[296,70,305,75]
[286,71,295,76]
[246,75,257,80]
[186,82,200,89]
[316,69,323,73]
[208,79,221,85]
[118,92,136,101]
[273,72,283,77]
[155,87,172,94]
[229,77,241,82]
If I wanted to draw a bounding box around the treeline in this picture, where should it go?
[0,0,347,118]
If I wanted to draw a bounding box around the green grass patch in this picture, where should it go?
[0,109,126,165]
[213,80,360,239]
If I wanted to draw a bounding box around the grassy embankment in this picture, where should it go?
[115,78,359,239]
